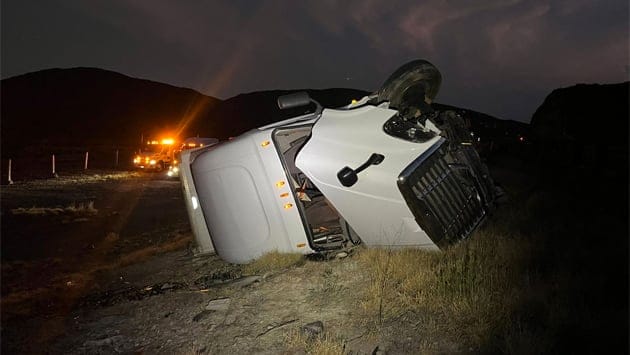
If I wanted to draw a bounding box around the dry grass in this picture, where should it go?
[358,228,533,344]
[242,251,305,275]
[355,187,577,353]
[355,171,628,354]
[11,201,98,216]
[284,328,345,355]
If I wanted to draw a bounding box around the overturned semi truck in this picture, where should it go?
[179,60,496,264]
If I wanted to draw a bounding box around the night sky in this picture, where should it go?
[2,0,628,122]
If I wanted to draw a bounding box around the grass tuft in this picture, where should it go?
[242,251,305,275]
[11,201,98,216]
[284,328,345,355]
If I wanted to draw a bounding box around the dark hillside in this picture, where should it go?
[433,102,530,158]
[1,68,220,155]
[0,69,368,155]
[210,90,530,151]
[1,67,530,159]
[525,82,629,352]
[207,89,369,138]
[530,82,628,167]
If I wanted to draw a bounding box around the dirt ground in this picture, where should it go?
[1,171,191,353]
[2,151,627,354]
[52,250,390,354]
[3,170,451,354]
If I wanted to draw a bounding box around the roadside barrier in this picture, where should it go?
[2,148,137,184]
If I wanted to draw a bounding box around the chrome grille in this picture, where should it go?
[398,138,486,246]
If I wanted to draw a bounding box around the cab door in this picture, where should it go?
[294,105,442,249]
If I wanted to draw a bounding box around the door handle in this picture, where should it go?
[337,153,385,187]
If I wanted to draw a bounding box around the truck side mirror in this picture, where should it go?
[337,153,384,187]
[277,92,311,110]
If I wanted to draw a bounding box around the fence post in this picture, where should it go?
[84,151,89,170]
[8,159,13,185]
[115,149,119,167]
[52,154,58,177]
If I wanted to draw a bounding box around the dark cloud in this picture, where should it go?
[2,0,627,122]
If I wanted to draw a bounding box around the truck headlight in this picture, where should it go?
[383,113,436,143]
[191,196,199,210]
[149,160,156,165]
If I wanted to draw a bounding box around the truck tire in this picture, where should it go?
[377,59,442,110]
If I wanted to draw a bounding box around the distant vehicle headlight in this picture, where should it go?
[173,167,179,173]
[149,160,156,165]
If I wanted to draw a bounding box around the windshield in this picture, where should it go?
[140,144,164,154]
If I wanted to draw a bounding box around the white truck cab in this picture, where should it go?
[181,60,496,263]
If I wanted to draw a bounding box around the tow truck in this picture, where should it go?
[133,137,177,171]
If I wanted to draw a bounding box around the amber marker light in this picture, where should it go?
[275,181,285,188]
[280,192,289,198]
[297,243,306,248]
[283,203,293,209]
[261,140,271,147]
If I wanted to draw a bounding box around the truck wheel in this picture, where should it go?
[377,59,442,110]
